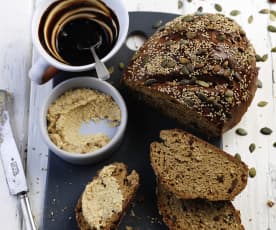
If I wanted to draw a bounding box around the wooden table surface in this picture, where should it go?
[0,0,276,229]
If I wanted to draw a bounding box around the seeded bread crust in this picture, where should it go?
[157,183,244,230]
[75,162,140,230]
[150,129,248,201]
[122,13,258,138]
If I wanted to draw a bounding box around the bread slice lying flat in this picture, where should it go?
[157,183,244,230]
[150,129,248,201]
[75,162,140,230]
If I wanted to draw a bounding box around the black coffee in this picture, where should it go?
[39,0,119,66]
[56,18,112,66]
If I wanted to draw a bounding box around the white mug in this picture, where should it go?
[29,0,129,84]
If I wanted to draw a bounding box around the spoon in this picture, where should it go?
[77,35,110,81]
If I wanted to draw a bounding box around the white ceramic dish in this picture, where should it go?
[40,77,127,165]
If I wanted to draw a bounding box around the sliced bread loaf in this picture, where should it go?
[157,183,244,230]
[75,162,140,230]
[150,129,248,201]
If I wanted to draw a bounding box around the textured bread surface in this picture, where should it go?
[122,13,258,138]
[157,183,244,230]
[150,129,248,201]
[75,162,140,230]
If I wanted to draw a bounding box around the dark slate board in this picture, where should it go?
[42,12,221,230]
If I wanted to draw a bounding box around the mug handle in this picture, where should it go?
[29,57,59,84]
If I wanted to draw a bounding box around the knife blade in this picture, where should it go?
[0,90,37,230]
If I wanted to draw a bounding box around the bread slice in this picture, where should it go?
[75,162,139,230]
[150,129,248,201]
[157,183,244,230]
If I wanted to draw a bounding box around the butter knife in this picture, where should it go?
[0,90,37,230]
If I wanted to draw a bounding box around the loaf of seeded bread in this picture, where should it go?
[157,182,244,230]
[75,162,140,230]
[122,13,258,138]
[150,129,248,201]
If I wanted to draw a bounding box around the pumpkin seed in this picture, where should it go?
[260,127,273,135]
[259,9,270,14]
[271,10,276,17]
[179,57,190,64]
[208,96,216,102]
[152,20,163,29]
[108,66,114,74]
[270,13,276,21]
[257,79,263,88]
[196,80,210,87]
[186,63,194,72]
[180,66,190,76]
[118,62,125,70]
[213,101,223,110]
[234,153,241,161]
[197,6,203,13]
[186,31,197,39]
[262,54,268,62]
[225,96,233,103]
[179,39,189,45]
[230,10,240,16]
[248,15,253,24]
[144,78,157,86]
[257,101,268,107]
[249,167,256,178]
[268,25,276,32]
[255,54,263,62]
[197,92,208,101]
[178,0,183,9]
[214,3,222,12]
[187,0,192,2]
[218,34,226,41]
[225,89,234,97]
[271,47,276,52]
[182,15,193,22]
[235,128,247,136]
[167,59,176,68]
[249,143,256,153]
[273,142,276,147]
[179,79,191,85]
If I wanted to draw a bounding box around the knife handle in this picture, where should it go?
[19,193,37,230]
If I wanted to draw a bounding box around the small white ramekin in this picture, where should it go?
[40,77,127,165]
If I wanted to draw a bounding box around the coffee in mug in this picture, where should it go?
[39,0,119,66]
[29,0,129,84]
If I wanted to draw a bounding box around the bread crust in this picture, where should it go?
[75,162,140,230]
[150,129,248,201]
[122,13,258,138]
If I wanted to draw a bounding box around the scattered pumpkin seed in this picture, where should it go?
[179,79,191,85]
[179,57,190,64]
[178,0,183,9]
[270,13,276,21]
[249,143,256,153]
[214,3,222,12]
[144,78,157,86]
[108,66,114,74]
[257,101,268,107]
[257,79,263,88]
[118,62,125,70]
[262,54,268,62]
[236,128,247,136]
[259,9,270,14]
[273,142,276,147]
[260,127,273,135]
[271,10,276,17]
[187,0,192,2]
[268,25,276,32]
[225,89,234,97]
[197,6,203,13]
[255,54,264,62]
[271,47,276,52]
[248,15,253,24]
[249,167,256,178]
[234,153,241,161]
[230,10,240,16]
[152,20,163,29]
[196,80,210,87]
